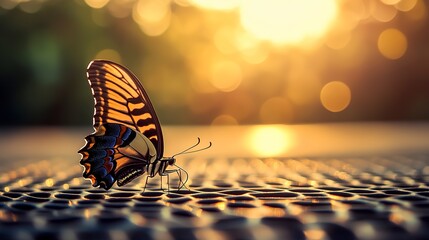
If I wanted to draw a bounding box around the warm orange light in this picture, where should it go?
[45,178,54,187]
[189,0,241,10]
[259,97,294,123]
[377,28,407,60]
[286,68,322,106]
[239,0,338,45]
[381,0,401,5]
[211,115,239,125]
[85,0,109,9]
[370,1,398,22]
[320,81,351,113]
[248,125,293,157]
[132,0,171,36]
[396,0,418,12]
[325,31,351,50]
[403,0,426,21]
[305,229,326,240]
[210,61,242,92]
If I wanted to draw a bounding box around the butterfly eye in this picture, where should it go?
[168,159,176,165]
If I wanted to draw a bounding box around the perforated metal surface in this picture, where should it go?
[1,155,429,240]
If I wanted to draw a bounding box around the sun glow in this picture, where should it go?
[189,0,241,10]
[239,0,338,44]
[248,125,293,157]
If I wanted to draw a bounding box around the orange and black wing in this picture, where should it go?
[79,123,152,189]
[86,60,164,159]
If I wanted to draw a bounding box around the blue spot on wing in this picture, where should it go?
[79,149,109,164]
[89,136,120,149]
[79,123,138,190]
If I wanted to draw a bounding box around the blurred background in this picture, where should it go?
[0,0,428,126]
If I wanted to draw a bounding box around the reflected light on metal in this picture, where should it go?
[305,229,326,240]
[45,178,54,187]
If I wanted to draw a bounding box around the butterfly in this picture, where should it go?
[78,60,211,190]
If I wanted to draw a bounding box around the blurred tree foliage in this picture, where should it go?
[1,0,429,126]
[0,1,189,126]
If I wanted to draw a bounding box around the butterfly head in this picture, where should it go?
[164,157,176,166]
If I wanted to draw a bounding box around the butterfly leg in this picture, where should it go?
[158,172,171,192]
[176,169,181,191]
[167,173,170,193]
[142,175,150,193]
[177,169,190,191]
[175,169,183,191]
[168,166,189,191]
[160,175,164,191]
[163,169,188,191]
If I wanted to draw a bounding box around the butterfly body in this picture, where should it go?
[79,60,180,190]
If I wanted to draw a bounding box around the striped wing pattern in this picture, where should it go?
[86,60,164,159]
[79,123,149,190]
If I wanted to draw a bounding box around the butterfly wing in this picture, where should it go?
[79,123,157,189]
[79,60,163,189]
[86,60,164,159]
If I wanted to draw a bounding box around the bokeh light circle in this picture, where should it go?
[210,61,242,92]
[84,0,109,9]
[378,28,408,60]
[211,115,239,125]
[320,81,351,113]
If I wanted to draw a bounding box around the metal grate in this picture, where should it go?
[1,155,429,240]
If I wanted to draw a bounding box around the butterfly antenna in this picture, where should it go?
[171,137,200,158]
[176,141,212,155]
[172,137,211,158]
